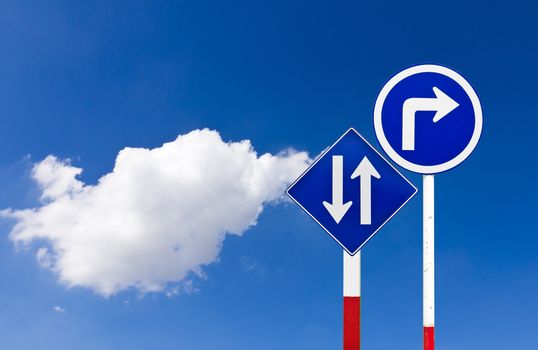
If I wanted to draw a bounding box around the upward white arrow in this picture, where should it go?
[402,87,459,151]
[351,156,381,225]
[323,155,353,224]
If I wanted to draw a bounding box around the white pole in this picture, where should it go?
[343,250,361,350]
[423,175,435,350]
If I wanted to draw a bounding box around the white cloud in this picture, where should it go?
[2,129,310,296]
[52,305,66,313]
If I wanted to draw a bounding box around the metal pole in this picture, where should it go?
[343,250,361,350]
[423,175,435,350]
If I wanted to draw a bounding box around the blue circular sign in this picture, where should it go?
[374,65,482,174]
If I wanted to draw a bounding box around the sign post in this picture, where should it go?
[423,175,434,348]
[374,64,483,350]
[286,128,417,350]
[343,250,361,349]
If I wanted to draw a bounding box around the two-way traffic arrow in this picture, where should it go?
[351,157,381,225]
[323,155,352,224]
[323,155,381,225]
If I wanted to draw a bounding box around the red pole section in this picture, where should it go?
[424,326,434,350]
[343,251,361,350]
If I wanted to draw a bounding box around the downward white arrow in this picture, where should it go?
[351,156,381,225]
[323,155,352,224]
[402,87,459,151]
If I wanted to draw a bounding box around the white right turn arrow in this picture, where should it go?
[402,86,459,151]
[351,156,381,225]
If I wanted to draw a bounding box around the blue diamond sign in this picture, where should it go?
[286,128,417,255]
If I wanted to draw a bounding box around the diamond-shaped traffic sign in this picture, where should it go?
[286,128,417,255]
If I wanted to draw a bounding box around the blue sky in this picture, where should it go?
[0,0,537,349]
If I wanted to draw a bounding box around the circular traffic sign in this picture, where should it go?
[373,64,483,174]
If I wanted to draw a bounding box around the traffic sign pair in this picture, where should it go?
[286,64,483,350]
[287,64,482,255]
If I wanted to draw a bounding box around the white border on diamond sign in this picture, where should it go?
[373,64,483,174]
[285,128,418,256]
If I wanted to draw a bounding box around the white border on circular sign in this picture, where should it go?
[373,64,483,174]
